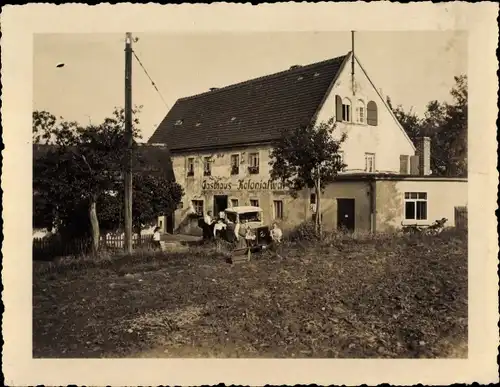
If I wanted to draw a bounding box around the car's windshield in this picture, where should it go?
[239,211,262,223]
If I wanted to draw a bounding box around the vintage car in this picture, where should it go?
[222,206,273,250]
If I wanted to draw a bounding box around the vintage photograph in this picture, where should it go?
[31,30,470,359]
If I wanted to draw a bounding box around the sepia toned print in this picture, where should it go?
[32,31,468,359]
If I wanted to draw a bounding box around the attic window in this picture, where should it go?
[314,72,320,77]
[231,117,236,121]
[297,76,304,81]
[175,119,183,126]
[195,122,201,127]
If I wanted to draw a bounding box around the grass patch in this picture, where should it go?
[33,229,467,358]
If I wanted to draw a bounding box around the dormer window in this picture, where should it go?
[175,119,183,126]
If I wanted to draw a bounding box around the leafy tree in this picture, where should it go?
[387,75,467,177]
[269,117,347,236]
[33,106,183,254]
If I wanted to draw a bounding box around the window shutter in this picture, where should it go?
[335,95,343,122]
[367,101,378,126]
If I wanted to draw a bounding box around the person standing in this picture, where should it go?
[152,226,162,251]
[203,211,215,240]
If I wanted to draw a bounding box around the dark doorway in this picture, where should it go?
[166,213,174,234]
[337,198,355,232]
[213,195,228,217]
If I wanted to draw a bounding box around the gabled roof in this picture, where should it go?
[148,54,348,152]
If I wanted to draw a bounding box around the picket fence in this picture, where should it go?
[454,206,468,230]
[33,233,154,260]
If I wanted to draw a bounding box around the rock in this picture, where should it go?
[127,329,133,333]
[419,340,426,346]
[348,343,356,349]
[377,346,385,354]
[124,273,134,279]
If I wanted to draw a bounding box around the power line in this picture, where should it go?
[132,50,169,110]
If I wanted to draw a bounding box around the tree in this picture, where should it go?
[387,75,467,177]
[33,106,183,254]
[269,117,347,236]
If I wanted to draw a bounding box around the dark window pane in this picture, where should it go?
[404,192,410,199]
[416,201,427,220]
[405,202,415,220]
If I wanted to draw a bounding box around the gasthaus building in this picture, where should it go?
[150,51,467,235]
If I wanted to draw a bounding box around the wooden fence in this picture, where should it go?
[33,234,155,260]
[454,206,468,230]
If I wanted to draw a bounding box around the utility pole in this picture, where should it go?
[124,32,133,254]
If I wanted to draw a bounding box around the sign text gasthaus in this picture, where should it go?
[202,179,288,191]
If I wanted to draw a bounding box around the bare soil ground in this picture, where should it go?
[32,230,467,358]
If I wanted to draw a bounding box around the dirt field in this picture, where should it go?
[32,230,467,358]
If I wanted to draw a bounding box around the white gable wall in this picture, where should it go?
[315,53,415,174]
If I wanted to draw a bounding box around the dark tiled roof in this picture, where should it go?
[148,55,348,152]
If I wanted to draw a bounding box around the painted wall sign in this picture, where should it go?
[202,179,288,191]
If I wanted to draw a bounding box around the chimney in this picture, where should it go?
[409,155,420,175]
[289,65,301,70]
[209,87,219,91]
[415,136,431,176]
[399,155,410,174]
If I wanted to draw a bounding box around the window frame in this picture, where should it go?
[273,200,284,220]
[356,99,366,124]
[203,156,212,177]
[187,157,195,177]
[250,199,259,207]
[403,192,428,222]
[248,152,260,174]
[230,154,240,175]
[342,97,352,122]
[191,200,204,216]
[364,152,376,173]
[231,198,239,207]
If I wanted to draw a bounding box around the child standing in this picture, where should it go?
[152,226,162,251]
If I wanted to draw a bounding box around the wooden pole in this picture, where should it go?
[124,32,133,254]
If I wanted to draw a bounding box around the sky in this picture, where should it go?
[33,31,467,142]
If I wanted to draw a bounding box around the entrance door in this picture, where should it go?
[337,198,355,232]
[166,213,174,234]
[213,195,228,217]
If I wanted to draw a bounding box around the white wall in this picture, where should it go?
[315,53,415,174]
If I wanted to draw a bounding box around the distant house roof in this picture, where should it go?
[148,54,348,152]
[33,143,175,180]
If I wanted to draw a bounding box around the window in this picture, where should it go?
[356,100,365,123]
[334,151,345,171]
[248,152,259,174]
[250,199,259,207]
[203,157,211,176]
[231,199,239,207]
[175,119,183,126]
[191,200,204,216]
[342,98,351,122]
[273,200,284,220]
[187,157,194,177]
[231,154,240,175]
[404,192,427,221]
[365,153,375,173]
[367,101,378,126]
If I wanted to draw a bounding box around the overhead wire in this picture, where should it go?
[132,49,170,110]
